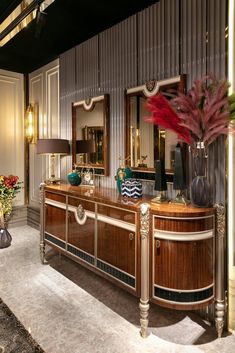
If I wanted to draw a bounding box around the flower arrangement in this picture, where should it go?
[145,75,230,148]
[0,175,22,226]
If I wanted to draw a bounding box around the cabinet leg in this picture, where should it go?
[139,298,150,338]
[40,241,45,264]
[139,203,150,338]
[215,300,225,338]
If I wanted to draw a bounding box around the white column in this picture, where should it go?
[228,0,235,334]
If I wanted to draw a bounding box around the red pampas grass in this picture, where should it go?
[145,75,230,147]
[145,93,192,145]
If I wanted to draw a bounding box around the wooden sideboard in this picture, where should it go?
[39,184,225,338]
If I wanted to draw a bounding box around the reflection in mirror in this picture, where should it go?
[72,94,109,176]
[125,75,186,174]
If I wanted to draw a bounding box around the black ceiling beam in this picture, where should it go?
[0,0,44,42]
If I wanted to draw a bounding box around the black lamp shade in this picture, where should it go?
[37,139,70,154]
[76,140,96,153]
[173,144,186,190]
[155,159,167,191]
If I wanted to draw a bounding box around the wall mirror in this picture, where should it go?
[72,94,109,176]
[125,75,186,179]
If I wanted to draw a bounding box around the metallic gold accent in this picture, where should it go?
[156,239,160,248]
[216,203,225,240]
[145,80,156,92]
[215,204,225,338]
[40,241,45,265]
[139,203,150,338]
[171,190,189,205]
[129,233,134,241]
[215,300,226,338]
[39,182,46,264]
[151,190,168,204]
[228,0,235,332]
[140,203,150,240]
[139,299,150,338]
[77,204,85,221]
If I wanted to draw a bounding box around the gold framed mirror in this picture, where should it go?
[72,94,109,176]
[125,75,186,178]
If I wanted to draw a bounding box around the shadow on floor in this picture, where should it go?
[45,248,229,345]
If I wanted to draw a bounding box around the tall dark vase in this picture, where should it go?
[0,223,12,249]
[190,143,212,208]
[172,144,188,204]
[152,159,168,203]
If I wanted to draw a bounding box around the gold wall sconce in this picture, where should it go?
[25,103,38,144]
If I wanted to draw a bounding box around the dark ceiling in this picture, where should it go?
[0,0,158,74]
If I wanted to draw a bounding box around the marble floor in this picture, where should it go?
[0,225,234,353]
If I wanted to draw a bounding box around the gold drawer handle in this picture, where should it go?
[129,233,134,241]
[156,239,161,248]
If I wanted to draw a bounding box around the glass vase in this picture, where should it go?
[0,220,12,249]
[190,142,212,208]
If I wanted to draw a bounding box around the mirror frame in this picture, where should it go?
[72,94,109,176]
[125,74,186,180]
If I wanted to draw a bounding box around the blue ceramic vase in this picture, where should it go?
[67,171,81,186]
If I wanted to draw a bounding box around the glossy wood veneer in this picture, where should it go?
[154,238,213,290]
[45,204,66,241]
[68,196,95,212]
[68,212,95,255]
[97,221,135,276]
[97,204,135,224]
[44,184,144,211]
[154,216,214,232]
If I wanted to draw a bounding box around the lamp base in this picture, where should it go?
[45,177,61,184]
[151,190,168,204]
[171,190,189,205]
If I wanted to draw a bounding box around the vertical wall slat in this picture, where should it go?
[59,0,227,202]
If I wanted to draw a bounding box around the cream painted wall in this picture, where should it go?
[0,69,24,206]
[28,59,60,207]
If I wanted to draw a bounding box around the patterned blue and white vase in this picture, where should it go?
[121,178,142,198]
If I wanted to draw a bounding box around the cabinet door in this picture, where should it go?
[154,238,213,290]
[97,221,135,276]
[45,204,66,241]
[68,211,95,256]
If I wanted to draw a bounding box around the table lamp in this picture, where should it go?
[37,138,70,183]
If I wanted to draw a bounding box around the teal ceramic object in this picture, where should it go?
[116,166,132,194]
[67,171,81,186]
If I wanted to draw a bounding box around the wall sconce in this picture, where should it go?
[25,103,38,144]
[37,138,70,183]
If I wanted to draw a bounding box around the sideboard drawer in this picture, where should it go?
[45,191,66,203]
[97,204,136,224]
[68,196,95,212]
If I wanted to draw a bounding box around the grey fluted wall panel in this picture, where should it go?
[60,48,76,181]
[59,0,227,201]
[75,36,99,100]
[138,0,179,83]
[181,0,207,87]
[206,0,227,204]
[60,47,76,98]
[100,16,137,90]
[207,0,226,78]
[99,16,137,188]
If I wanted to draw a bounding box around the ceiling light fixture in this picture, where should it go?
[0,0,54,47]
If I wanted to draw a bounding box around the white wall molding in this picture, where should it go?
[0,69,24,206]
[29,59,60,207]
